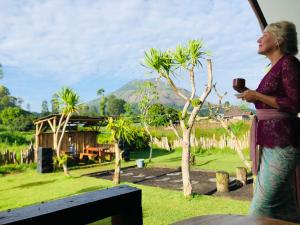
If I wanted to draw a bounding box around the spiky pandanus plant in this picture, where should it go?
[106,117,133,184]
[53,87,79,175]
[143,40,213,197]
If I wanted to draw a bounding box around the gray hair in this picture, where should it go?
[265,21,298,55]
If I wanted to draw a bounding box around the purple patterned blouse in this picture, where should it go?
[255,54,300,148]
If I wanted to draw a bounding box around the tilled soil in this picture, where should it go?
[87,167,253,201]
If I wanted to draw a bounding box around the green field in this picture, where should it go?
[0,147,250,225]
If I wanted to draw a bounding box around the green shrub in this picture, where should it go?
[0,163,36,175]
[229,121,250,138]
[98,127,150,152]
[0,132,31,145]
[118,128,150,152]
[97,132,112,144]
[123,128,150,152]
[0,107,36,131]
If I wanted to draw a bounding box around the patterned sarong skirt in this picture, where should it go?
[249,146,300,223]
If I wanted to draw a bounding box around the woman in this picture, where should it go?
[237,21,300,222]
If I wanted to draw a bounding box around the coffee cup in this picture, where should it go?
[233,78,247,93]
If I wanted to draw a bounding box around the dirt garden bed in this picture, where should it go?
[87,167,253,201]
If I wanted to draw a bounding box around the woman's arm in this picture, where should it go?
[237,90,279,108]
[237,57,300,112]
[275,57,300,113]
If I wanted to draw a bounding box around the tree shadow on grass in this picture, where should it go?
[0,179,57,191]
[130,148,174,160]
[197,159,218,166]
[164,156,181,162]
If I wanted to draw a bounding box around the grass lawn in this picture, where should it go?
[0,164,250,225]
[0,147,251,224]
[131,147,250,175]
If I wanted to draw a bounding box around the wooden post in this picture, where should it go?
[47,117,56,151]
[35,121,44,162]
[236,167,247,185]
[216,171,229,192]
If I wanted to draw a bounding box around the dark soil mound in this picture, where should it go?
[87,167,253,201]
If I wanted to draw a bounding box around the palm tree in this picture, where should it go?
[143,40,213,197]
[97,88,105,116]
[53,87,79,175]
[107,117,133,184]
[97,88,105,96]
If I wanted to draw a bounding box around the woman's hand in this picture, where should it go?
[236,90,258,103]
[236,90,280,108]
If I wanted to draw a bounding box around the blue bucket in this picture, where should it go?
[136,159,145,168]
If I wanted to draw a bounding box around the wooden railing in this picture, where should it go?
[0,185,143,225]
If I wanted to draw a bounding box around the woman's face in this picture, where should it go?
[257,31,278,55]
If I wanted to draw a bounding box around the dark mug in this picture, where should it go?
[233,78,247,93]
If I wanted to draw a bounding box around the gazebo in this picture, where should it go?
[33,114,109,161]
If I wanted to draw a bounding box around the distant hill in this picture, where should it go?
[87,79,209,111]
[111,79,195,108]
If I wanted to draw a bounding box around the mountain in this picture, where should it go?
[86,78,206,110]
[111,79,194,108]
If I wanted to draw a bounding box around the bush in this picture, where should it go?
[98,126,150,152]
[229,121,250,138]
[0,132,31,145]
[97,132,112,144]
[0,107,36,131]
[120,128,150,152]
[147,103,179,127]
[0,163,36,175]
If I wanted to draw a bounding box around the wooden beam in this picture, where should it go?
[53,117,57,151]
[37,122,44,135]
[33,115,58,125]
[48,119,55,132]
[248,0,268,31]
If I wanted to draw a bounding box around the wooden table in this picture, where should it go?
[79,147,100,160]
[172,215,300,225]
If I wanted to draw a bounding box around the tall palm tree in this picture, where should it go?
[97,88,105,116]
[53,87,79,175]
[107,117,133,184]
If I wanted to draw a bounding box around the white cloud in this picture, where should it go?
[0,0,266,111]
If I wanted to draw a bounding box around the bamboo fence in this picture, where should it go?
[154,132,250,151]
[0,143,34,165]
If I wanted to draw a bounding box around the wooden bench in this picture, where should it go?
[0,185,142,225]
[79,147,100,160]
[79,146,115,162]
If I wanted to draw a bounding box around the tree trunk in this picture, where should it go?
[236,167,247,185]
[181,129,192,197]
[113,143,121,184]
[143,122,153,163]
[62,163,69,176]
[149,142,153,163]
[216,171,229,192]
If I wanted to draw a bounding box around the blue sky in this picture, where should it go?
[0,0,268,112]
